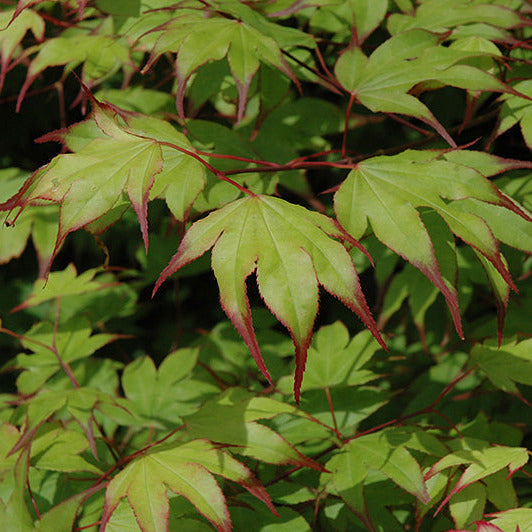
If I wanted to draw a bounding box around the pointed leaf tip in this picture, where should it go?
[157,194,383,400]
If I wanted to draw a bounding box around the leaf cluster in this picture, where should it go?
[0,0,531,531]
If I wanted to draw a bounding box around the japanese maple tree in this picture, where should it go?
[0,0,531,531]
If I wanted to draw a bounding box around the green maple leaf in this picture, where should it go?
[323,430,431,513]
[13,316,118,394]
[154,194,385,402]
[472,337,532,395]
[387,0,522,35]
[100,439,276,532]
[2,101,206,263]
[0,8,44,93]
[183,388,326,469]
[334,149,532,338]
[141,7,304,122]
[334,29,525,144]
[300,322,382,392]
[309,0,388,45]
[16,18,131,110]
[0,168,59,276]
[496,80,532,150]
[426,438,528,514]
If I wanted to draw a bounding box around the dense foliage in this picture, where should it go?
[1,1,532,530]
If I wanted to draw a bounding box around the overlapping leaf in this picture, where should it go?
[323,430,431,513]
[334,29,525,144]
[334,149,532,338]
[496,80,532,150]
[141,6,308,121]
[0,168,59,276]
[309,0,388,45]
[11,263,113,311]
[426,438,529,514]
[154,194,385,401]
[378,209,456,339]
[10,387,126,460]
[100,439,276,532]
[11,317,117,394]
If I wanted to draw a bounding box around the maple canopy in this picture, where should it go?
[1,0,531,530]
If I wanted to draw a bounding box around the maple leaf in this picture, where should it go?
[6,104,162,257]
[334,150,532,339]
[141,6,306,122]
[100,439,276,532]
[183,388,327,469]
[426,440,528,515]
[0,8,44,94]
[496,80,532,150]
[1,101,205,265]
[16,24,131,111]
[334,29,528,145]
[153,194,385,402]
[387,0,523,35]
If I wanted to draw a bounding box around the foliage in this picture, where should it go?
[0,0,531,530]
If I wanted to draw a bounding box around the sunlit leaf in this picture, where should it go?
[335,149,531,339]
[154,194,384,401]
[334,30,524,143]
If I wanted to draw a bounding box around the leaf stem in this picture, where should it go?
[52,297,80,389]
[342,93,356,158]
[324,386,343,440]
[156,140,256,196]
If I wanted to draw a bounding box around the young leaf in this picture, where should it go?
[100,439,275,532]
[334,150,531,339]
[153,194,385,402]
